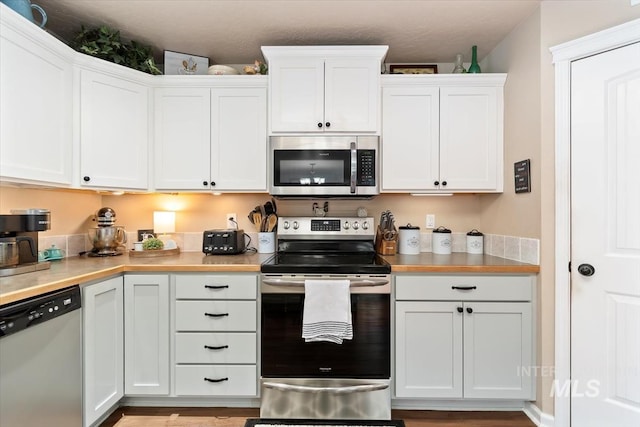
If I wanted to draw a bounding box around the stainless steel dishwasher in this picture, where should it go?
[0,285,82,427]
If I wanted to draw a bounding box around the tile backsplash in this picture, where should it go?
[43,231,539,265]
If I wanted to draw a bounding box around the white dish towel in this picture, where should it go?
[302,279,353,344]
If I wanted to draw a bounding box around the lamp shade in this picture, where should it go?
[154,211,175,234]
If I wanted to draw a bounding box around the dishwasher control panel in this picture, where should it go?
[0,285,81,339]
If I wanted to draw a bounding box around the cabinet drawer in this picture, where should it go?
[175,274,257,300]
[175,301,257,331]
[175,333,257,364]
[175,365,257,396]
[395,275,533,301]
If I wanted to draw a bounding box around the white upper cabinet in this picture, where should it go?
[0,5,73,186]
[79,68,150,190]
[153,78,267,192]
[262,46,388,133]
[381,74,506,193]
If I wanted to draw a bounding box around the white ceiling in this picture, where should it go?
[34,0,543,68]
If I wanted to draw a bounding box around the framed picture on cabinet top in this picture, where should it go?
[163,50,209,75]
[388,64,438,74]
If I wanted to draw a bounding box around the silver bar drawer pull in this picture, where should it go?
[204,377,229,383]
[451,286,477,291]
[205,285,229,290]
[204,312,229,318]
[204,345,229,350]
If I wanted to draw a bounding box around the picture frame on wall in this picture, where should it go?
[163,50,209,75]
[388,64,438,74]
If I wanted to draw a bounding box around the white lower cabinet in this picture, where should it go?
[173,274,258,397]
[83,276,124,427]
[395,274,535,400]
[124,274,170,395]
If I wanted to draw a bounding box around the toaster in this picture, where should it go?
[202,229,246,255]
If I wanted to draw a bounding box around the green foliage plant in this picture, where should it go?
[142,237,164,250]
[72,25,162,75]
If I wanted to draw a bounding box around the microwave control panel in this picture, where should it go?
[357,150,376,186]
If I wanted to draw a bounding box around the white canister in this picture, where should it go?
[466,229,484,254]
[258,232,275,253]
[398,224,421,255]
[432,226,452,255]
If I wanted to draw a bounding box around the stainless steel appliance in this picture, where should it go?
[0,285,82,427]
[0,208,51,277]
[269,136,379,198]
[260,216,391,420]
[87,207,127,256]
[202,229,246,254]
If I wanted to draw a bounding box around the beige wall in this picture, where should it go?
[480,0,640,418]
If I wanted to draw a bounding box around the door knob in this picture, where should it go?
[578,263,595,277]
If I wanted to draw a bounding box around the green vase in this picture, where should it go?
[468,45,481,73]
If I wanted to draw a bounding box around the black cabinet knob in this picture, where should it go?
[202,181,209,186]
[466,307,473,314]
[317,122,323,128]
[434,181,440,186]
[457,307,463,313]
[83,176,90,182]
[442,181,447,186]
[325,122,331,128]
[578,263,595,277]
[210,181,216,187]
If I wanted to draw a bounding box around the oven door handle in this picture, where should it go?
[261,278,389,288]
[263,381,388,395]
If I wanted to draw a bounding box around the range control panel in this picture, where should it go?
[278,217,375,239]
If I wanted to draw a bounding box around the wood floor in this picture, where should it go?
[100,407,536,427]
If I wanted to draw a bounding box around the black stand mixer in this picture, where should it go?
[87,207,127,256]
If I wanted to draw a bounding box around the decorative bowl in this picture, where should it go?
[207,65,240,75]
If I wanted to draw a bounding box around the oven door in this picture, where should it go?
[260,277,390,379]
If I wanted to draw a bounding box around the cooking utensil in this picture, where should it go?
[253,212,262,230]
[265,214,278,232]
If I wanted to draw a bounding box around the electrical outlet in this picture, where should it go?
[226,213,237,229]
[426,214,436,229]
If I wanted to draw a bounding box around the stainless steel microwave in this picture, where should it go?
[269,136,379,198]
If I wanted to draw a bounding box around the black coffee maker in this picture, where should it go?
[0,209,51,277]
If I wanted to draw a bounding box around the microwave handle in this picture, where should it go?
[350,141,357,193]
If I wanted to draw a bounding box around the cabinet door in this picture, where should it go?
[269,58,324,132]
[80,69,149,189]
[154,88,211,190]
[324,58,380,132]
[439,86,502,191]
[395,301,462,398]
[381,86,439,191]
[463,302,533,399]
[211,87,267,191]
[124,274,170,395]
[83,276,124,427]
[0,19,73,185]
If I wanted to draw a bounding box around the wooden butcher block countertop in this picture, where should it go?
[0,251,538,305]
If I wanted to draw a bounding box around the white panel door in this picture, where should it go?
[211,87,267,191]
[154,87,211,190]
[269,58,324,132]
[381,86,440,191]
[83,276,124,427]
[571,41,640,427]
[440,86,500,191]
[324,58,379,132]
[124,274,170,395]
[395,301,462,398]
[80,69,149,189]
[463,302,533,399]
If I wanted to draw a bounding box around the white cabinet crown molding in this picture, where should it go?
[261,45,389,61]
[154,75,268,88]
[381,73,507,87]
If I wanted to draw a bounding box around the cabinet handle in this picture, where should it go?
[210,181,216,186]
[83,176,91,182]
[452,286,477,291]
[317,122,323,128]
[204,345,229,350]
[457,307,463,313]
[434,180,439,186]
[442,181,447,186]
[204,285,229,290]
[204,377,229,383]
[325,122,331,128]
[204,312,229,318]
[202,181,209,186]
[466,307,473,314]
